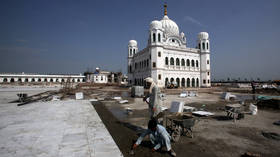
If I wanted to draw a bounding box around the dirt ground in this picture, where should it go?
[88,86,280,157]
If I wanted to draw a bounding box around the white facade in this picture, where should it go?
[93,73,108,84]
[0,73,85,83]
[127,4,211,88]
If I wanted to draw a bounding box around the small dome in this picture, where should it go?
[160,15,179,36]
[150,20,162,30]
[180,32,185,37]
[198,32,209,40]
[128,40,137,47]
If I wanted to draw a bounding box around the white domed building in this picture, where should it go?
[127,4,211,88]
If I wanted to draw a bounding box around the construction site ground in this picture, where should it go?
[0,84,279,157]
[88,85,280,157]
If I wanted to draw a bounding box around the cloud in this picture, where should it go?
[183,16,205,27]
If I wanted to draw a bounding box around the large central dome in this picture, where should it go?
[160,12,179,36]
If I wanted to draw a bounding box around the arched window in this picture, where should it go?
[44,78,47,82]
[165,57,169,65]
[202,42,205,50]
[133,49,136,54]
[181,78,185,87]
[3,78,7,82]
[25,78,29,82]
[196,60,199,67]
[198,43,201,49]
[31,78,35,82]
[50,79,53,82]
[196,78,199,87]
[207,42,209,50]
[192,78,195,87]
[38,78,41,82]
[10,78,15,82]
[170,78,174,84]
[147,59,149,67]
[176,58,180,66]
[129,49,132,56]
[187,59,190,66]
[18,78,22,82]
[187,78,190,87]
[165,78,168,86]
[181,59,185,66]
[153,33,156,42]
[170,57,174,65]
[191,60,195,67]
[158,33,161,42]
[176,78,180,87]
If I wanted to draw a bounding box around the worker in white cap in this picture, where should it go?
[143,77,162,119]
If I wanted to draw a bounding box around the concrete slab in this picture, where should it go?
[0,89,123,157]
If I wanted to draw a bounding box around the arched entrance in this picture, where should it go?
[176,78,180,87]
[192,78,195,87]
[165,78,168,87]
[187,78,190,87]
[181,78,185,87]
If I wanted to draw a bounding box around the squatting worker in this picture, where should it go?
[132,119,176,157]
[143,77,162,119]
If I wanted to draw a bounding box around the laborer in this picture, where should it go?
[143,77,162,119]
[131,119,176,157]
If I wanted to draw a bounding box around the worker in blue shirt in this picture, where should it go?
[131,119,176,157]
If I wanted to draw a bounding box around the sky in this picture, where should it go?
[0,0,279,80]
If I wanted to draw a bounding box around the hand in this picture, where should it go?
[132,144,138,149]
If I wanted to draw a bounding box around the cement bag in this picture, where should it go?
[249,103,258,115]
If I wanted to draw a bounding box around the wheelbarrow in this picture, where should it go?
[165,114,197,142]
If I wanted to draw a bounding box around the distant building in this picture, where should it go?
[127,4,211,88]
[84,67,127,85]
[0,73,85,83]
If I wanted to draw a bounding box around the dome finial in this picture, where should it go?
[164,3,167,16]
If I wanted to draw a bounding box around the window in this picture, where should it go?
[207,42,209,50]
[158,74,161,80]
[147,59,149,67]
[207,60,210,64]
[172,39,175,42]
[198,43,201,49]
[153,33,156,42]
[191,60,195,67]
[202,42,205,50]
[129,49,132,56]
[207,72,210,76]
[165,78,168,86]
[208,79,210,84]
[153,62,156,68]
[187,59,190,66]
[196,78,199,87]
[165,57,168,65]
[196,60,199,67]
[176,58,180,66]
[181,59,185,66]
[170,57,174,65]
[150,54,151,59]
[133,49,135,54]
[158,33,161,42]
[203,79,206,84]
[158,51,161,57]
